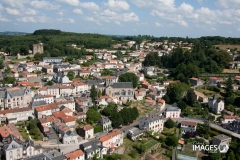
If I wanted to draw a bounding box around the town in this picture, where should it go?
[0,30,240,160]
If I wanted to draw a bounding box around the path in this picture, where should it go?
[169,118,240,139]
[25,126,32,140]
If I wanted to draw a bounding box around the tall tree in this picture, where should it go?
[86,108,101,123]
[165,135,178,147]
[90,85,97,103]
[185,89,197,105]
[225,75,233,97]
[118,72,138,88]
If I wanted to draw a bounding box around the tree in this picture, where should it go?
[209,150,221,160]
[165,135,178,147]
[86,108,101,123]
[98,90,102,97]
[225,75,233,97]
[67,71,75,80]
[166,82,189,103]
[118,72,138,88]
[101,69,112,76]
[185,89,197,105]
[90,85,97,103]
[164,119,176,128]
[177,101,187,110]
[162,95,170,104]
[4,77,15,84]
[111,112,123,127]
[4,67,11,73]
[45,81,53,86]
[227,151,236,160]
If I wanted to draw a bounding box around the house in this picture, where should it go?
[71,81,88,95]
[208,96,225,114]
[53,122,70,136]
[39,85,60,98]
[80,139,107,159]
[209,77,223,85]
[25,150,67,160]
[62,131,78,144]
[3,136,24,160]
[98,116,112,132]
[139,115,164,133]
[105,82,134,103]
[212,134,231,146]
[24,140,43,158]
[73,112,86,122]
[42,65,53,73]
[180,121,197,134]
[53,72,71,84]
[65,149,85,160]
[221,116,239,124]
[0,107,33,124]
[194,91,208,103]
[78,125,94,139]
[190,77,204,86]
[164,105,181,118]
[143,67,155,76]
[127,127,144,141]
[43,57,63,64]
[99,129,123,152]
[60,116,76,128]
[32,94,54,104]
[34,104,59,118]
[0,87,32,109]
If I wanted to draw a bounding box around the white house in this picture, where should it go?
[180,121,197,134]
[62,131,78,144]
[208,96,225,114]
[139,115,164,133]
[65,149,85,160]
[164,105,181,118]
[79,125,94,140]
[99,129,123,151]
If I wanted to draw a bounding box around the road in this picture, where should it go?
[40,140,89,154]
[170,118,240,139]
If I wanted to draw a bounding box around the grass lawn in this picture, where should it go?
[195,89,217,96]
[145,140,159,149]
[162,127,176,136]
[214,44,240,50]
[130,101,154,116]
[10,58,27,62]
[177,144,197,158]
[18,126,29,140]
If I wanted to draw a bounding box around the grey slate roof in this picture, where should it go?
[0,91,5,99]
[111,82,133,88]
[142,115,162,123]
[34,94,44,99]
[63,131,77,137]
[32,100,47,107]
[166,106,180,112]
[4,88,26,98]
[80,139,101,152]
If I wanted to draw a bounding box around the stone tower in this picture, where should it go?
[33,42,43,55]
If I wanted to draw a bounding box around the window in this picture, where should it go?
[9,151,12,156]
[21,97,23,100]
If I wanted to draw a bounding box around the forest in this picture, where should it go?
[143,43,233,83]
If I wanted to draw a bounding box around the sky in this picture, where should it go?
[0,0,240,37]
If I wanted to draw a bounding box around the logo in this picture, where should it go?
[192,142,229,153]
[218,144,229,153]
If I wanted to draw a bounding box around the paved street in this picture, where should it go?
[40,140,89,154]
[170,118,240,139]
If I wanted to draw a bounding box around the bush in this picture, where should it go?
[164,119,176,128]
[129,149,138,158]
[94,125,102,133]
